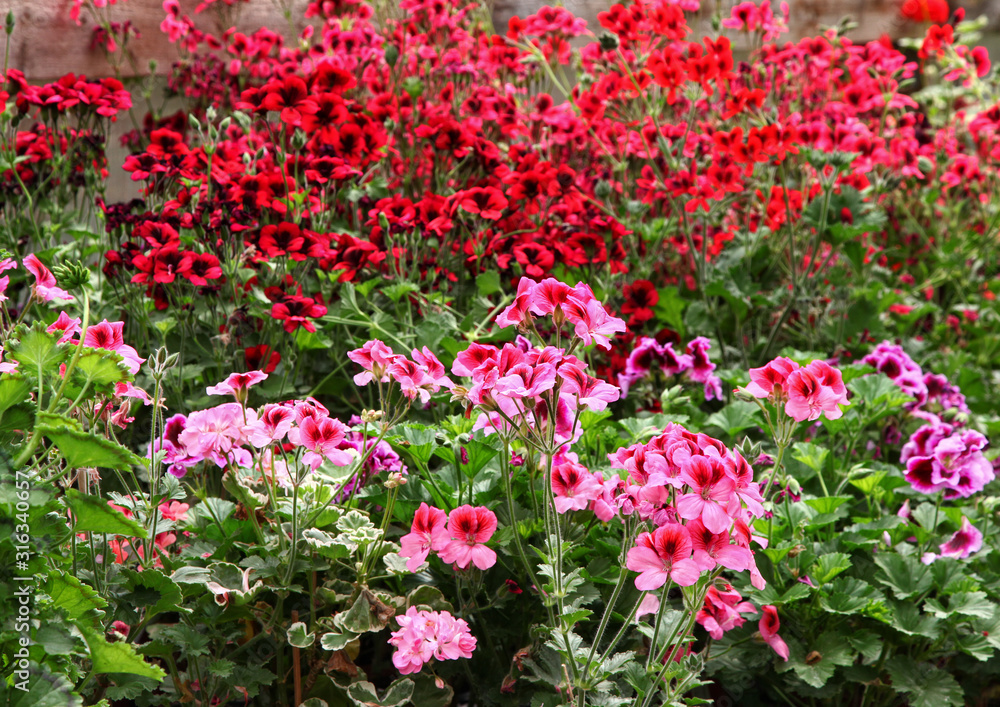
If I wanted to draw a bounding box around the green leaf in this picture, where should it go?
[929,591,994,620]
[847,630,882,662]
[47,570,108,623]
[8,665,83,707]
[406,585,454,613]
[804,496,851,515]
[37,412,144,471]
[65,489,148,537]
[287,621,316,648]
[792,442,829,473]
[886,600,940,638]
[81,627,167,680]
[397,424,437,466]
[457,437,498,479]
[819,577,882,616]
[6,322,69,373]
[383,281,420,303]
[704,401,762,437]
[346,678,414,707]
[72,346,131,389]
[885,659,963,707]
[849,374,913,410]
[783,632,855,688]
[334,588,395,634]
[653,287,687,337]
[476,271,501,296]
[121,569,187,620]
[35,625,81,655]
[320,629,357,651]
[849,470,888,495]
[0,374,32,415]
[409,673,454,707]
[810,552,852,584]
[874,553,932,599]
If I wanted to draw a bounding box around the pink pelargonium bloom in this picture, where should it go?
[389,607,476,674]
[288,416,354,469]
[551,461,603,513]
[626,524,701,590]
[47,311,82,344]
[495,277,535,329]
[83,320,145,374]
[399,502,449,572]
[244,403,295,448]
[697,584,757,640]
[759,605,789,660]
[348,339,399,386]
[558,363,620,411]
[939,516,983,559]
[676,456,737,534]
[743,356,799,401]
[564,297,627,351]
[784,361,847,422]
[178,403,249,467]
[412,347,454,390]
[687,518,753,572]
[24,254,73,302]
[159,501,190,521]
[206,371,268,401]
[388,357,440,405]
[438,505,498,570]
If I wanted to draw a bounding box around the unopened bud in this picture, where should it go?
[291,128,308,151]
[52,261,90,290]
[598,32,619,52]
[361,409,384,424]
[384,43,399,68]
[384,472,407,488]
[5,11,14,35]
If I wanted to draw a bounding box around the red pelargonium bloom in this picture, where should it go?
[900,0,949,23]
[438,505,498,570]
[626,524,700,590]
[245,345,280,373]
[455,187,508,220]
[759,605,790,660]
[399,502,448,572]
[271,290,327,333]
[621,279,659,325]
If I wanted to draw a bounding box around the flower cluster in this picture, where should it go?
[388,607,477,675]
[614,422,767,589]
[901,422,993,498]
[862,341,968,420]
[349,341,452,405]
[618,335,722,400]
[399,503,498,572]
[743,357,849,422]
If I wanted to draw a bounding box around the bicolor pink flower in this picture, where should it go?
[388,357,439,405]
[399,503,448,572]
[743,356,799,401]
[677,456,736,534]
[47,312,82,344]
[83,320,145,374]
[564,297,627,351]
[452,343,499,376]
[24,254,72,302]
[939,516,983,559]
[412,347,454,390]
[697,585,757,640]
[688,518,753,572]
[288,416,353,469]
[551,461,603,513]
[244,403,295,448]
[348,340,399,386]
[626,524,701,590]
[784,361,847,422]
[438,505,498,570]
[206,371,268,401]
[495,277,535,329]
[559,363,620,411]
[759,605,789,660]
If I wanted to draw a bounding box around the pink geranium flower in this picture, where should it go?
[348,339,399,386]
[288,416,354,469]
[399,502,448,572]
[438,505,498,570]
[564,297,627,351]
[784,361,847,422]
[939,516,983,559]
[676,456,736,534]
[243,403,295,448]
[83,320,145,374]
[206,371,268,401]
[47,311,82,344]
[626,524,701,590]
[688,518,753,572]
[759,605,789,660]
[24,254,73,302]
[551,461,603,513]
[389,607,476,674]
[743,356,799,401]
[159,501,190,521]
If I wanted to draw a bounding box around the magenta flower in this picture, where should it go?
[243,403,295,448]
[677,456,737,534]
[399,503,448,572]
[83,320,145,374]
[438,505,498,570]
[288,416,354,469]
[178,403,248,467]
[564,297,627,351]
[784,361,847,422]
[551,461,603,513]
[495,277,535,329]
[388,607,476,675]
[939,516,983,559]
[47,311,82,344]
[688,518,753,572]
[348,339,399,386]
[759,605,789,660]
[24,254,72,302]
[559,363,620,411]
[743,356,799,401]
[626,524,701,590]
[685,337,716,383]
[697,584,757,640]
[206,371,268,401]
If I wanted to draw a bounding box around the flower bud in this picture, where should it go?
[361,409,384,424]
[5,11,14,35]
[384,44,399,68]
[598,32,619,52]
